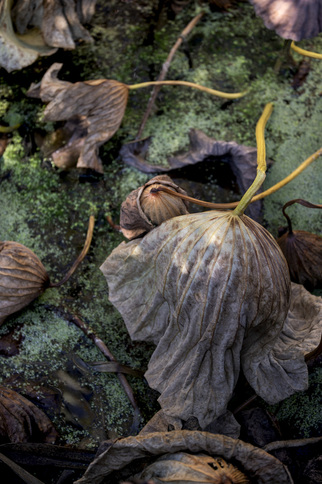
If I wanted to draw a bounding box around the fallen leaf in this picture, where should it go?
[0,0,57,72]
[0,386,58,443]
[101,209,322,430]
[27,63,129,173]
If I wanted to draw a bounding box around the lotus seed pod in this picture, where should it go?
[120,175,189,240]
[139,452,249,484]
[0,241,50,325]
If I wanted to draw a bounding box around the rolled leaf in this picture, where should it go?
[0,241,49,325]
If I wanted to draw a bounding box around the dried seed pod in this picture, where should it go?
[0,241,50,325]
[139,452,249,484]
[277,199,322,290]
[120,175,190,240]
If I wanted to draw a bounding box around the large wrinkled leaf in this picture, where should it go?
[0,0,57,72]
[75,430,293,484]
[120,129,269,221]
[101,210,322,429]
[27,63,129,173]
[0,241,50,325]
[0,386,58,443]
[249,0,322,40]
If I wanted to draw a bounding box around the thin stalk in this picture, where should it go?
[264,436,322,452]
[62,310,141,421]
[0,123,21,133]
[233,103,273,216]
[127,80,247,99]
[151,144,322,210]
[49,215,95,287]
[291,41,322,59]
[136,11,205,138]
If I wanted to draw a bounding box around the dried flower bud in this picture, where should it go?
[0,241,50,325]
[120,175,189,240]
[277,230,322,290]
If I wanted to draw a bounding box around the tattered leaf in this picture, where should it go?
[75,430,293,484]
[0,0,57,72]
[101,209,322,429]
[0,241,49,325]
[0,386,58,444]
[27,63,129,173]
[120,129,269,221]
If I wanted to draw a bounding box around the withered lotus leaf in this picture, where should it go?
[120,175,190,239]
[27,63,129,173]
[0,241,49,325]
[75,430,293,484]
[0,386,57,443]
[101,209,322,429]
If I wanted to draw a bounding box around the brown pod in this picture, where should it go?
[277,230,322,290]
[277,198,322,290]
[0,241,50,325]
[120,175,190,240]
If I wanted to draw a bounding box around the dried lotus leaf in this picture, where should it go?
[139,452,249,483]
[101,209,292,427]
[27,63,129,173]
[0,241,49,325]
[120,175,189,240]
[277,230,322,290]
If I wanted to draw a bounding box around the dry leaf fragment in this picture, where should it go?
[120,175,190,239]
[0,0,96,72]
[75,430,293,484]
[0,241,50,325]
[27,63,129,173]
[0,386,58,444]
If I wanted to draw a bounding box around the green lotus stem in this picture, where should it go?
[233,103,273,216]
[0,123,21,133]
[291,41,322,59]
[127,80,247,99]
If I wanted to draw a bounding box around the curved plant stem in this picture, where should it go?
[291,41,322,59]
[0,123,21,133]
[282,198,322,234]
[128,80,247,99]
[151,145,322,210]
[263,436,322,452]
[49,215,95,287]
[233,102,273,216]
[62,309,142,433]
[136,12,205,139]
